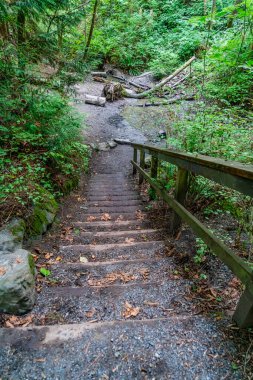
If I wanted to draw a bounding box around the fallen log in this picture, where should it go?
[91,71,107,78]
[132,93,196,107]
[93,76,108,83]
[110,74,150,90]
[84,94,106,106]
[124,56,196,99]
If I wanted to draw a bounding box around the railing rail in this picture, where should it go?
[130,142,253,328]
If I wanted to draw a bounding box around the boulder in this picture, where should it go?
[108,140,117,149]
[98,142,110,152]
[0,249,36,314]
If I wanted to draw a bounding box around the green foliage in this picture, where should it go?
[194,238,209,264]
[0,1,90,226]
[40,268,51,277]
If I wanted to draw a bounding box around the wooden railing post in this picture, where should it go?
[151,156,158,178]
[133,148,137,175]
[139,149,145,185]
[170,168,189,234]
[233,287,253,328]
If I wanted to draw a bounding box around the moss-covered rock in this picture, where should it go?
[26,188,58,237]
[0,249,36,314]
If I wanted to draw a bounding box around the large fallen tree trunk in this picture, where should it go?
[124,56,196,99]
[132,93,196,107]
[84,94,106,106]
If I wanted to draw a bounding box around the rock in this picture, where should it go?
[108,140,117,149]
[113,138,131,145]
[158,130,167,139]
[89,143,98,150]
[98,142,110,152]
[0,249,36,314]
[0,218,26,254]
[27,190,58,237]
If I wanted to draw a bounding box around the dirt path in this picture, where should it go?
[0,79,251,379]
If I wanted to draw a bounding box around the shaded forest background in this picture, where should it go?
[0,0,252,236]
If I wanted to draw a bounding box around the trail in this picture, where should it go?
[0,77,246,379]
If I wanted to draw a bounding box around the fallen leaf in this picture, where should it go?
[80,256,88,263]
[144,301,159,307]
[139,268,150,280]
[5,315,33,328]
[87,216,97,222]
[45,252,53,260]
[85,308,96,318]
[0,267,6,276]
[122,301,140,319]
[16,257,23,264]
[101,213,111,221]
[40,268,51,277]
[125,238,135,244]
[55,256,62,262]
[136,210,145,220]
[87,271,136,286]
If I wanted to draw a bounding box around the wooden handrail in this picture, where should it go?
[131,142,253,328]
[131,143,253,197]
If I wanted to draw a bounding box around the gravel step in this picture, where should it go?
[87,195,141,201]
[59,241,166,262]
[86,190,139,196]
[87,200,142,207]
[49,257,174,287]
[80,212,147,221]
[0,317,241,379]
[73,220,152,231]
[32,280,193,325]
[77,229,164,244]
[84,205,144,215]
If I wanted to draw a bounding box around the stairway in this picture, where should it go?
[0,146,243,379]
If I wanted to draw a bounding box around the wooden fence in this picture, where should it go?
[131,142,253,328]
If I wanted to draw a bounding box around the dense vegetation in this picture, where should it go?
[0,0,252,239]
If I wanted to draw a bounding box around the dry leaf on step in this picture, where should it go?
[139,268,150,280]
[125,238,135,244]
[80,256,88,263]
[101,213,111,221]
[16,257,23,264]
[85,308,96,318]
[87,216,97,222]
[0,267,6,276]
[143,301,159,307]
[122,301,140,319]
[5,315,33,328]
[136,210,145,220]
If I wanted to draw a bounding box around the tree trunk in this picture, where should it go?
[83,0,99,60]
[17,9,25,45]
[124,56,196,99]
[84,95,106,106]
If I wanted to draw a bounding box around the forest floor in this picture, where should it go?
[0,75,253,379]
